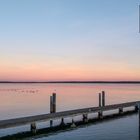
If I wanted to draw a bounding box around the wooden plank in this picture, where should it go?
[0,101,139,129]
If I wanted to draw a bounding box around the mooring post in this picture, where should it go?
[50,95,53,127]
[98,93,103,118]
[83,114,88,123]
[50,93,56,114]
[98,111,103,119]
[50,96,53,113]
[60,118,65,127]
[99,93,102,107]
[30,122,37,134]
[71,118,76,128]
[50,120,53,127]
[52,93,56,113]
[102,91,105,107]
[135,104,139,112]
[50,93,56,127]
[119,108,123,114]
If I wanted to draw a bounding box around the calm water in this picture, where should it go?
[0,83,140,139]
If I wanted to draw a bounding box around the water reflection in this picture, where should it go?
[0,84,140,120]
[0,83,140,139]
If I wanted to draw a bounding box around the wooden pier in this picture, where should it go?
[0,92,140,138]
[0,101,139,129]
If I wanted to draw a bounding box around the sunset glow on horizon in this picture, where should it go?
[0,0,140,81]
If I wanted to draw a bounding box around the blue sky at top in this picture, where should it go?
[0,0,139,81]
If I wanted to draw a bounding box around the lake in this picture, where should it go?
[0,83,140,139]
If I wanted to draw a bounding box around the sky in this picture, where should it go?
[0,0,140,81]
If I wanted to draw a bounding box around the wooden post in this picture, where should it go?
[135,105,139,112]
[98,93,103,118]
[50,120,53,127]
[50,93,56,114]
[98,111,103,119]
[50,95,53,127]
[99,93,102,107]
[71,118,76,128]
[50,93,56,127]
[30,122,36,134]
[119,108,123,114]
[60,118,65,126]
[83,114,88,123]
[50,96,53,113]
[102,91,105,107]
[52,93,56,113]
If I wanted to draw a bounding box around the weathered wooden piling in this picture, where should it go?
[50,93,56,127]
[98,111,103,119]
[99,93,102,107]
[102,91,105,107]
[50,96,53,127]
[119,108,123,114]
[71,119,76,128]
[135,105,139,112]
[50,120,53,127]
[50,96,53,113]
[50,93,56,114]
[30,122,37,134]
[98,93,103,118]
[60,118,65,127]
[52,93,56,113]
[83,114,88,123]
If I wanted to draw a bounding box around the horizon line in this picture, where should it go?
[0,80,140,84]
